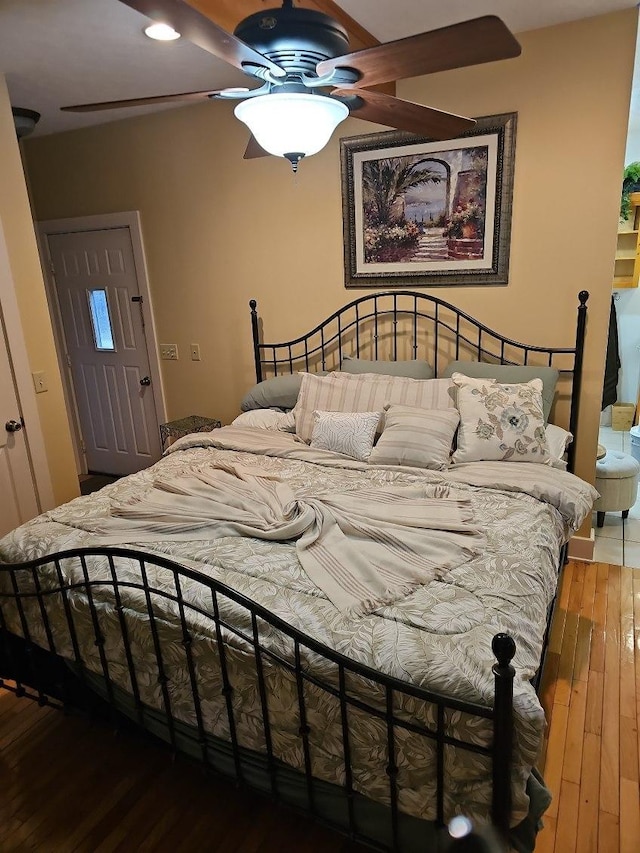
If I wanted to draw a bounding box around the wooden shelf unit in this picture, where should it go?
[614,194,640,289]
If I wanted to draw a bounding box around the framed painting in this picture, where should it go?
[340,112,517,287]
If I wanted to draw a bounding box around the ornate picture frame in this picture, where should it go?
[340,112,517,287]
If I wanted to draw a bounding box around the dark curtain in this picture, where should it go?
[601,295,621,410]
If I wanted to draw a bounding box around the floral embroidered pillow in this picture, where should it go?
[451,373,550,464]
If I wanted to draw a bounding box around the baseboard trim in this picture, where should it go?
[567,529,595,561]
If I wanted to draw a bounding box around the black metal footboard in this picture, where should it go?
[1,547,517,852]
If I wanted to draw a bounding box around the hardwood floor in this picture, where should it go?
[0,686,368,852]
[1,558,638,851]
[536,560,640,853]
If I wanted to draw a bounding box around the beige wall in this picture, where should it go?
[0,77,78,506]
[22,10,637,494]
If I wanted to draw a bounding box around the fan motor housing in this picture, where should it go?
[234,6,350,77]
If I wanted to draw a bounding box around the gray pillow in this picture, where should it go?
[241,374,303,411]
[341,355,434,380]
[441,361,559,423]
[241,372,329,411]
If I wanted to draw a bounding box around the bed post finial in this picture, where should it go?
[492,632,516,667]
[249,299,262,383]
[567,290,589,473]
[491,633,515,841]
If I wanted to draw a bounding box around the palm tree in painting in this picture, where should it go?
[362,157,443,262]
[362,158,443,225]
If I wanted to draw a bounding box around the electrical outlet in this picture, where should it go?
[190,343,201,361]
[160,344,178,360]
[32,371,47,393]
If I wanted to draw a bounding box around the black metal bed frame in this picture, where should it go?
[1,290,589,851]
[1,548,515,851]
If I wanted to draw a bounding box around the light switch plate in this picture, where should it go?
[32,371,47,393]
[160,344,178,360]
[190,343,201,361]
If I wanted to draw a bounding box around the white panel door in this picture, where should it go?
[0,308,39,537]
[48,228,161,476]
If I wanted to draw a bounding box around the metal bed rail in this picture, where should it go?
[1,547,516,852]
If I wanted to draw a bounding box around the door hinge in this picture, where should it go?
[65,352,72,368]
[80,439,86,453]
[132,294,145,328]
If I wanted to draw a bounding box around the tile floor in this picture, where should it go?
[593,425,640,567]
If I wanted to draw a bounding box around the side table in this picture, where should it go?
[160,414,221,451]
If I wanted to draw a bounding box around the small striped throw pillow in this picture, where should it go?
[368,405,460,470]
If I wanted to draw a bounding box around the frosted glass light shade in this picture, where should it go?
[234,93,349,159]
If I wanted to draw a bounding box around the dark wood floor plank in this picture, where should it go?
[0,689,371,853]
[91,764,189,853]
[0,685,23,720]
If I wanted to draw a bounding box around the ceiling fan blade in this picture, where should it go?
[61,88,234,112]
[244,135,270,159]
[318,16,521,89]
[333,89,475,139]
[119,0,285,78]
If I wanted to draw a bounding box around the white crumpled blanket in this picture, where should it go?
[76,458,482,616]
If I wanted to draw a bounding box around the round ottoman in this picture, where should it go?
[594,450,640,527]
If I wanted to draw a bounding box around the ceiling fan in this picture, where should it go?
[62,0,522,170]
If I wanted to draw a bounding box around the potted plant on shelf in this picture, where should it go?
[620,161,640,221]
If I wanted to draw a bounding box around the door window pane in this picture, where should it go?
[87,289,115,351]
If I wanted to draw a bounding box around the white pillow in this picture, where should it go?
[293,371,455,443]
[232,409,296,431]
[452,373,550,464]
[310,410,381,461]
[545,423,573,469]
[369,405,460,470]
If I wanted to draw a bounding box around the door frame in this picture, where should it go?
[0,217,54,512]
[36,211,167,475]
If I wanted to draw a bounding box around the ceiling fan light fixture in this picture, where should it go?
[144,22,181,41]
[12,107,40,139]
[234,93,348,166]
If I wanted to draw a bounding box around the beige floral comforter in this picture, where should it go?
[0,427,596,827]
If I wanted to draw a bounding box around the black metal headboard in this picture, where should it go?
[249,289,589,471]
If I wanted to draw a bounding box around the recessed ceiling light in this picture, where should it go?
[144,23,181,41]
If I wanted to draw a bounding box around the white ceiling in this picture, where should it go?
[1,0,637,138]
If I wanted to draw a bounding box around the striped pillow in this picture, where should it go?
[369,405,460,470]
[293,372,455,443]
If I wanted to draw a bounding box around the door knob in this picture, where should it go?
[5,419,22,433]
[140,376,151,386]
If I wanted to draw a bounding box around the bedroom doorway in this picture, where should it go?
[0,220,53,534]
[38,213,166,477]
[0,306,39,536]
